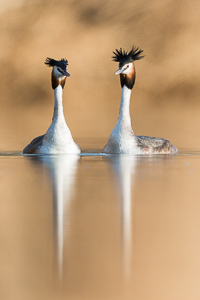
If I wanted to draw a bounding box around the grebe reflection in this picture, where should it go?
[34,155,79,278]
[107,155,136,277]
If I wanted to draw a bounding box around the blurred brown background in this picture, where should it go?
[0,0,199,151]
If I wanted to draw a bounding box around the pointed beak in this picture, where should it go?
[115,68,123,75]
[60,69,70,77]
[63,71,70,77]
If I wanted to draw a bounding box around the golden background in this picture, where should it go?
[1,2,200,299]
[0,0,199,151]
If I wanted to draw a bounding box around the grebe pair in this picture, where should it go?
[23,46,177,155]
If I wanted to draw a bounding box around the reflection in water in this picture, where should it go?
[3,152,200,299]
[31,154,79,278]
[107,155,136,277]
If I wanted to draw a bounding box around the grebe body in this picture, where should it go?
[23,58,80,154]
[103,46,177,155]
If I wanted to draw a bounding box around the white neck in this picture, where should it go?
[40,83,81,154]
[52,85,65,122]
[118,85,132,127]
[102,83,137,153]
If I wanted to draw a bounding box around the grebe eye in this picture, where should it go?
[127,65,129,68]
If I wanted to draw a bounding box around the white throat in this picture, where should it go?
[53,85,65,122]
[118,85,132,127]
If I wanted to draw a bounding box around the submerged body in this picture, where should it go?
[23,58,80,155]
[103,46,177,155]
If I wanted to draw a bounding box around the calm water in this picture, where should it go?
[1,148,200,300]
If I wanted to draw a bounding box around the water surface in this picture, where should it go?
[0,149,200,300]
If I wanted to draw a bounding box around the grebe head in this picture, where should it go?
[112,46,144,89]
[44,57,70,89]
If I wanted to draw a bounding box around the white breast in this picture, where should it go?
[39,120,80,154]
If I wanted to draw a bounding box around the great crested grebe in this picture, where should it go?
[23,58,81,154]
[103,46,178,154]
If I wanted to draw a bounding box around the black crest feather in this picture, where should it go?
[112,46,144,68]
[44,57,68,71]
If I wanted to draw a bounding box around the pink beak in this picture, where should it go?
[115,68,123,75]
[63,70,70,77]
